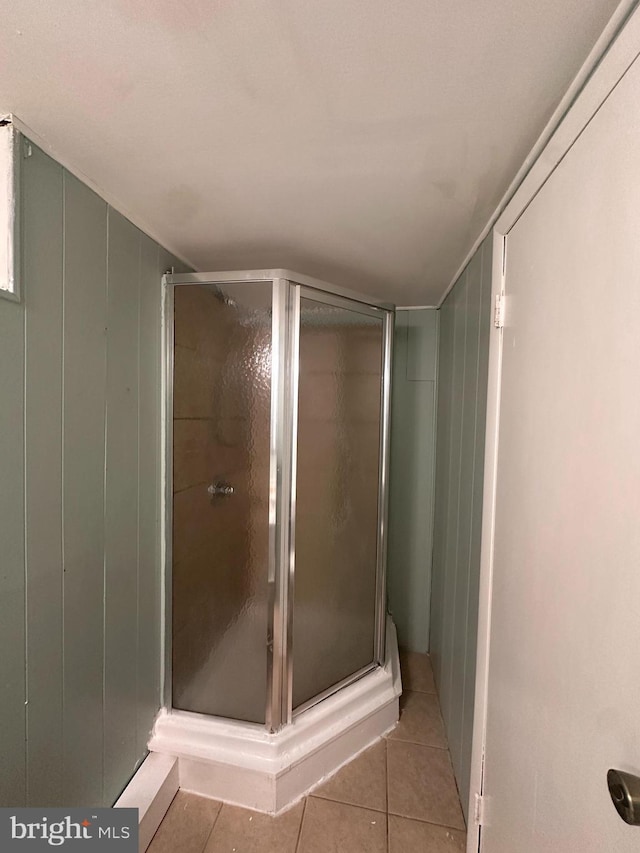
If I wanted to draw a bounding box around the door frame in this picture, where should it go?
[467,6,640,850]
[289,285,393,717]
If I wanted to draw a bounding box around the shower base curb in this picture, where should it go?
[148,618,401,815]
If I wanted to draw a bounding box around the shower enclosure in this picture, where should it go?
[163,270,393,735]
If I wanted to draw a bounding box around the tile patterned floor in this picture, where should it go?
[148,652,466,852]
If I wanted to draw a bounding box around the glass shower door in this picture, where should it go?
[292,291,386,710]
[171,281,273,724]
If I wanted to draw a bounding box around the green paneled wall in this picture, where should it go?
[430,233,492,819]
[0,135,190,808]
[387,308,438,652]
[0,273,26,808]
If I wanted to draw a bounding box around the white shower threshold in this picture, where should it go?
[127,617,400,843]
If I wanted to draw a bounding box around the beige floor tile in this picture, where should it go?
[388,815,466,852]
[399,650,436,694]
[203,801,304,853]
[388,690,447,748]
[387,740,465,830]
[297,797,387,853]
[311,739,387,812]
[147,791,222,853]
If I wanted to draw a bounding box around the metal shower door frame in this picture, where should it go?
[161,270,394,732]
[286,283,393,719]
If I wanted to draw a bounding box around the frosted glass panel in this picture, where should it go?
[172,282,272,724]
[292,297,383,709]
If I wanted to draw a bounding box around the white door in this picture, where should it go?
[480,53,640,851]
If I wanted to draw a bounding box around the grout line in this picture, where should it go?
[387,812,466,834]
[308,793,387,814]
[446,744,468,833]
[385,738,390,853]
[399,687,438,698]
[199,802,223,853]
[294,797,308,853]
[387,736,449,751]
[384,812,467,834]
[146,790,180,849]
[384,735,389,813]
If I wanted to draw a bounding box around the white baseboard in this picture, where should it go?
[114,752,179,852]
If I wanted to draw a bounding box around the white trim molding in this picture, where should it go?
[114,753,179,852]
[0,118,19,302]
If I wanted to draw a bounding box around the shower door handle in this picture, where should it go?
[208,481,235,498]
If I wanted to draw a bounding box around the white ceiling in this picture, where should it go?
[0,0,622,304]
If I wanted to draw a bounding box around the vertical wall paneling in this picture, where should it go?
[0,234,26,804]
[0,137,193,810]
[103,211,141,804]
[137,235,161,759]
[406,309,438,381]
[438,277,467,722]
[459,241,491,808]
[449,248,482,785]
[62,173,108,806]
[429,297,454,679]
[430,233,492,818]
[23,146,64,805]
[387,309,438,652]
